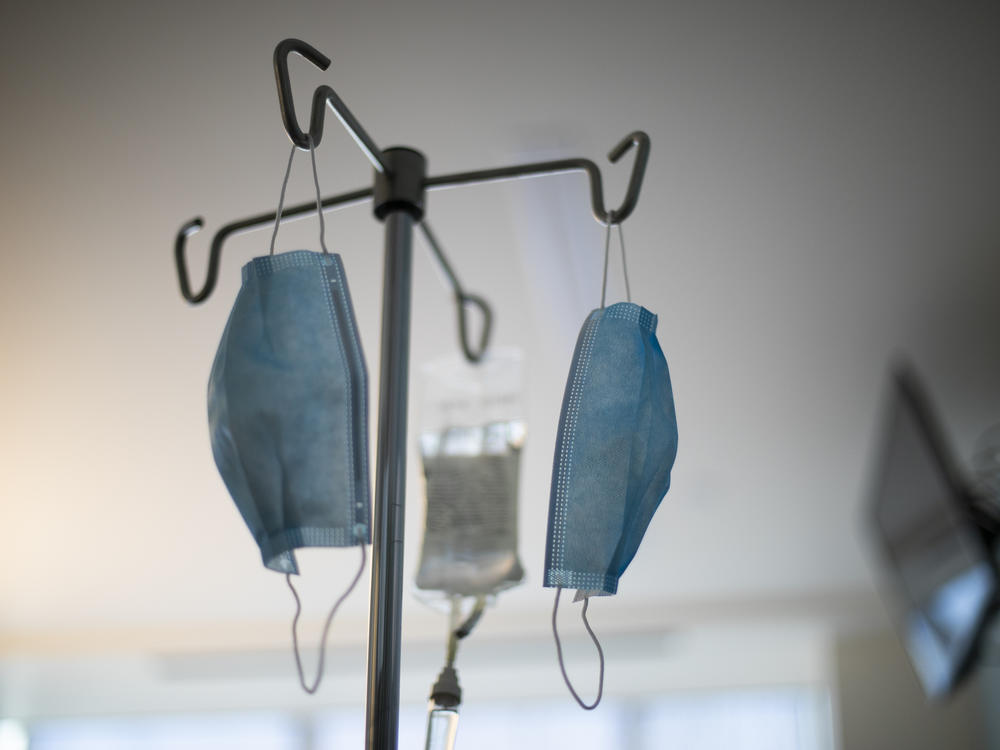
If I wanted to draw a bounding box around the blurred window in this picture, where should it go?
[26,686,831,750]
[29,713,302,750]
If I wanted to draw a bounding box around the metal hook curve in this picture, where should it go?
[175,218,216,303]
[419,221,494,363]
[272,39,388,171]
[174,185,376,305]
[274,38,332,150]
[457,292,493,363]
[604,131,650,224]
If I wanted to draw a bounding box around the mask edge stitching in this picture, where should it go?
[549,310,602,582]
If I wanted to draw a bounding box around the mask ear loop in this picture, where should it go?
[552,586,605,710]
[267,134,330,256]
[269,135,350,695]
[268,144,296,256]
[285,544,367,694]
[599,218,632,309]
[307,134,330,255]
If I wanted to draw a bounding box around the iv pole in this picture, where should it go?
[174,38,649,750]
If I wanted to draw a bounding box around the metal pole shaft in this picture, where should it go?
[365,210,414,750]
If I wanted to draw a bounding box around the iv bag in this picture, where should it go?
[415,349,526,597]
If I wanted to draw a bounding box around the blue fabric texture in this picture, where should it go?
[544,302,678,596]
[208,250,371,574]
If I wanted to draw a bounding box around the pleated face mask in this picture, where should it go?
[544,221,678,709]
[543,302,677,595]
[207,138,370,694]
[209,249,371,570]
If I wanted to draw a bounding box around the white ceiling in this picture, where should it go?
[2,0,1000,717]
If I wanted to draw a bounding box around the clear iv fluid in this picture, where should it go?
[416,421,526,596]
[424,706,459,750]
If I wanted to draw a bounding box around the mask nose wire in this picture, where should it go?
[551,586,605,710]
[599,218,631,308]
[267,134,330,257]
[285,543,367,695]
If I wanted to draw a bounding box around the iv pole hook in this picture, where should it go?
[273,38,331,150]
[603,131,650,224]
[273,38,388,172]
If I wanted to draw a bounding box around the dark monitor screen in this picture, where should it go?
[869,366,997,698]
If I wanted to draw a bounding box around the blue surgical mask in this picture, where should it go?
[544,302,677,596]
[208,248,371,571]
[207,138,370,693]
[544,221,678,709]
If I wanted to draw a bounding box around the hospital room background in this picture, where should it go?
[2,1,1000,748]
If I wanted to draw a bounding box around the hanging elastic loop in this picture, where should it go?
[599,220,631,308]
[618,223,631,303]
[285,544,367,694]
[267,134,329,257]
[268,144,297,256]
[551,587,605,710]
[307,134,329,255]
